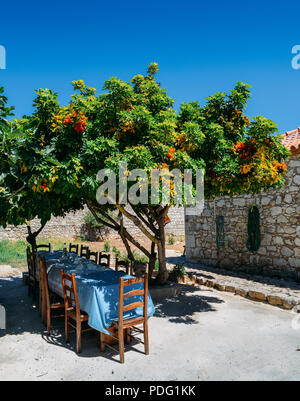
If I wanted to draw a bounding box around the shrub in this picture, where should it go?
[104,241,111,252]
[119,253,130,262]
[170,264,186,278]
[112,246,121,258]
[179,235,185,242]
[132,251,149,264]
[168,235,175,245]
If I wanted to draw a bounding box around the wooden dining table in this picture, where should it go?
[36,250,155,341]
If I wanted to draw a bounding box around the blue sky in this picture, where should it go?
[0,0,299,133]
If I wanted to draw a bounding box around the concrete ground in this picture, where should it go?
[1,274,300,381]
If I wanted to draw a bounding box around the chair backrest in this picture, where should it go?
[115,258,129,275]
[69,243,79,254]
[26,247,35,278]
[80,245,89,258]
[87,250,98,263]
[39,256,50,308]
[35,243,51,252]
[60,271,80,317]
[99,252,110,267]
[118,273,148,326]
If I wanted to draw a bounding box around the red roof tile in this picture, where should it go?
[281,127,300,153]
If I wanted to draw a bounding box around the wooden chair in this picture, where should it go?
[80,245,89,258]
[87,250,98,263]
[27,247,37,299]
[37,254,45,318]
[115,258,130,275]
[100,273,149,364]
[69,243,79,254]
[99,252,111,267]
[60,271,92,354]
[39,257,64,334]
[35,243,51,252]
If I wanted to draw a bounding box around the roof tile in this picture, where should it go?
[281,127,300,153]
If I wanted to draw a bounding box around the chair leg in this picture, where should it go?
[76,321,82,354]
[125,328,131,344]
[100,332,105,353]
[47,306,51,335]
[65,313,70,343]
[42,293,47,324]
[39,285,43,316]
[119,327,125,364]
[144,321,149,355]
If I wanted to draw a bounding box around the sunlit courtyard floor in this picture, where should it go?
[0,274,300,381]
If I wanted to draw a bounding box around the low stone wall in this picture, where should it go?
[185,155,300,280]
[0,206,185,242]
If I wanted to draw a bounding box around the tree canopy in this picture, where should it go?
[0,87,82,247]
[0,64,290,281]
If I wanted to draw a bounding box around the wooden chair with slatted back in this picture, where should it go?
[99,252,111,267]
[60,271,92,354]
[37,254,45,319]
[27,247,37,299]
[80,245,89,258]
[100,273,149,364]
[87,250,98,263]
[115,258,130,275]
[69,243,79,254]
[35,243,51,252]
[39,257,64,334]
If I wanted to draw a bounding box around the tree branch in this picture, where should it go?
[116,203,158,244]
[130,204,158,235]
[7,185,25,200]
[87,200,151,257]
[86,200,118,231]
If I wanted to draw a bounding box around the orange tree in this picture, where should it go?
[177,86,289,197]
[13,64,289,283]
[0,87,82,249]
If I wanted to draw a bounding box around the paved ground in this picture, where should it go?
[1,274,300,381]
[167,255,300,311]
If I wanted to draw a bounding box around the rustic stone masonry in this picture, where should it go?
[0,205,185,242]
[185,154,300,280]
[167,256,300,311]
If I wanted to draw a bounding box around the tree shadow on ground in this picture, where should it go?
[0,275,44,338]
[0,275,224,362]
[154,283,224,324]
[41,325,147,363]
[167,255,300,292]
[0,275,151,362]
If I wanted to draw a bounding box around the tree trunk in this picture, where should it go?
[26,229,37,250]
[156,219,169,284]
[26,223,46,251]
[148,242,157,280]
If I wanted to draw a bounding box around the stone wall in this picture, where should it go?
[185,155,300,280]
[0,205,185,242]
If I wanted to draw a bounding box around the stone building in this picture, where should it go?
[185,127,300,280]
[0,205,185,242]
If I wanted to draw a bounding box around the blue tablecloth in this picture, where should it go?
[38,251,155,335]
